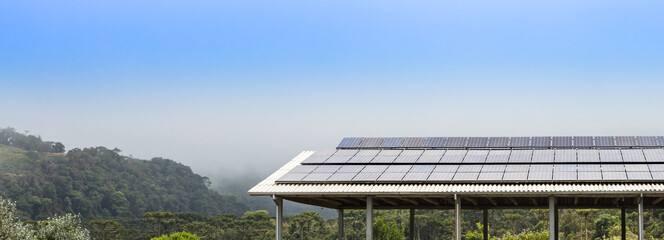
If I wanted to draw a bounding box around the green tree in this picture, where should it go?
[0,196,33,240]
[287,211,328,239]
[144,212,179,237]
[151,231,200,240]
[32,213,90,240]
[373,216,405,240]
[89,220,125,240]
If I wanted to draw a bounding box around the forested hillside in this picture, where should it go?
[0,128,247,220]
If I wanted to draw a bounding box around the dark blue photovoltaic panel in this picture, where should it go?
[573,136,594,147]
[595,136,616,147]
[659,136,664,146]
[444,137,468,148]
[466,137,489,148]
[403,137,427,147]
[423,137,447,147]
[636,136,658,147]
[488,137,509,147]
[338,138,362,148]
[510,137,530,147]
[552,137,573,147]
[531,137,551,147]
[359,138,383,148]
[381,138,404,148]
[615,136,637,147]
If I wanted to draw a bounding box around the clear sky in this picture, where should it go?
[2,1,664,179]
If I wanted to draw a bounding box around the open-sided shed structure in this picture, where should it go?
[248,136,664,240]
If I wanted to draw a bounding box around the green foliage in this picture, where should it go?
[32,213,90,240]
[466,222,494,240]
[373,215,405,240]
[0,128,64,153]
[0,129,248,221]
[287,211,328,239]
[89,220,126,240]
[0,196,33,240]
[151,231,200,240]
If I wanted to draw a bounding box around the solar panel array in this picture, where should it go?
[277,137,664,184]
[337,136,664,149]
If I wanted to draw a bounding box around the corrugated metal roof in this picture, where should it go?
[248,151,664,196]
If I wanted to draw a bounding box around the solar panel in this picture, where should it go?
[445,137,468,148]
[577,164,601,172]
[402,172,431,181]
[440,150,467,163]
[555,149,576,162]
[577,149,600,162]
[502,172,528,181]
[528,171,553,180]
[377,172,406,181]
[643,149,664,162]
[325,149,360,163]
[462,150,488,163]
[615,136,637,147]
[409,165,435,173]
[488,137,509,148]
[338,138,362,148]
[423,137,447,147]
[381,138,404,148]
[531,136,551,147]
[481,164,506,172]
[385,165,412,173]
[359,138,383,148]
[485,150,510,163]
[393,150,423,163]
[289,165,318,173]
[301,150,337,164]
[371,150,402,163]
[302,173,333,182]
[352,172,381,181]
[338,165,365,173]
[510,137,530,147]
[327,173,357,181]
[403,137,427,147]
[313,165,341,173]
[554,164,576,172]
[599,150,622,162]
[577,171,602,180]
[532,150,554,162]
[595,136,616,147]
[466,137,489,148]
[478,172,504,181]
[621,149,645,162]
[651,172,664,180]
[345,150,378,163]
[659,136,664,146]
[457,165,483,172]
[553,171,577,181]
[649,164,664,171]
[427,172,455,181]
[505,164,530,172]
[602,171,627,180]
[530,164,553,172]
[278,173,308,182]
[573,136,594,147]
[624,164,649,172]
[417,150,445,163]
[361,165,388,173]
[510,150,533,163]
[552,136,573,147]
[636,136,658,147]
[453,172,479,181]
[601,164,625,172]
[433,165,459,173]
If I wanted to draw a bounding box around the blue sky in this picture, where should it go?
[2,1,664,178]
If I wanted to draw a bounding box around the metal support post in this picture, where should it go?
[338,208,344,240]
[621,208,626,240]
[549,196,555,240]
[455,194,461,240]
[273,195,283,240]
[638,194,644,240]
[409,209,415,240]
[483,209,489,240]
[367,196,373,240]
